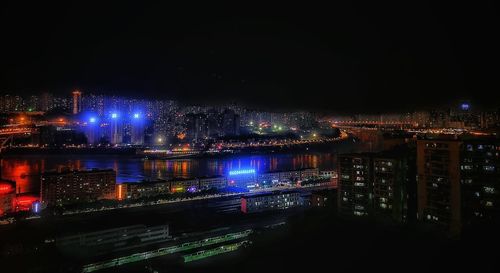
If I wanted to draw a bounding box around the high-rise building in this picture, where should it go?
[222,109,240,136]
[338,154,373,217]
[185,113,208,142]
[40,92,53,111]
[372,153,416,223]
[416,137,500,235]
[27,95,39,111]
[338,149,416,223]
[72,90,82,114]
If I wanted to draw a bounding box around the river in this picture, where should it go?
[0,152,339,194]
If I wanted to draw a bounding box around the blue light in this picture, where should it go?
[461,103,470,111]
[229,169,256,176]
[133,113,140,119]
[89,117,96,123]
[111,113,118,119]
[33,201,40,213]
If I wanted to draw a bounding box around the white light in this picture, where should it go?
[134,113,140,119]
[111,113,118,119]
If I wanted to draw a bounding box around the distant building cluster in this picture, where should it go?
[0,91,321,147]
[332,101,500,130]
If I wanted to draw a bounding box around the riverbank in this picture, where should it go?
[1,136,357,158]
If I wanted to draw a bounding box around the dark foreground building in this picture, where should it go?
[241,191,302,213]
[338,148,416,223]
[417,136,500,235]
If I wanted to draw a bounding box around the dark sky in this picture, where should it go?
[1,2,499,113]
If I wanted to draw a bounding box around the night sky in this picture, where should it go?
[1,2,498,113]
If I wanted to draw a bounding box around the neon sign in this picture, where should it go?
[229,169,256,176]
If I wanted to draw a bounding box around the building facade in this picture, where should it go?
[417,137,500,235]
[41,169,116,207]
[241,191,302,213]
[0,180,16,216]
[338,150,416,223]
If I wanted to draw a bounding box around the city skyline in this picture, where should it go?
[1,2,499,113]
[1,2,500,273]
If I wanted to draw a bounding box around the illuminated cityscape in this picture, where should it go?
[1,2,500,273]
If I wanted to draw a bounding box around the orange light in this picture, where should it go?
[177,132,186,140]
[118,184,123,200]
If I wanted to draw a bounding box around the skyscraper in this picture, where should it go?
[72,90,82,114]
[416,136,500,235]
[338,149,416,223]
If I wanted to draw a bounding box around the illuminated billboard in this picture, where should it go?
[228,169,256,176]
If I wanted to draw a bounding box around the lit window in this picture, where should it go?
[483,166,495,172]
[484,187,495,194]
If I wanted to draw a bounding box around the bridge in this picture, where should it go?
[331,120,417,129]
[0,126,38,153]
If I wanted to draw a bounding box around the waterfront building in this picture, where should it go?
[117,181,169,200]
[228,169,257,189]
[170,178,199,192]
[0,179,16,216]
[199,175,227,190]
[41,169,116,207]
[117,175,228,200]
[257,168,320,186]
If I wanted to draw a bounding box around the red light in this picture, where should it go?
[0,183,13,194]
[15,195,39,211]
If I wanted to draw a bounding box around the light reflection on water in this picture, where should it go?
[0,153,336,194]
